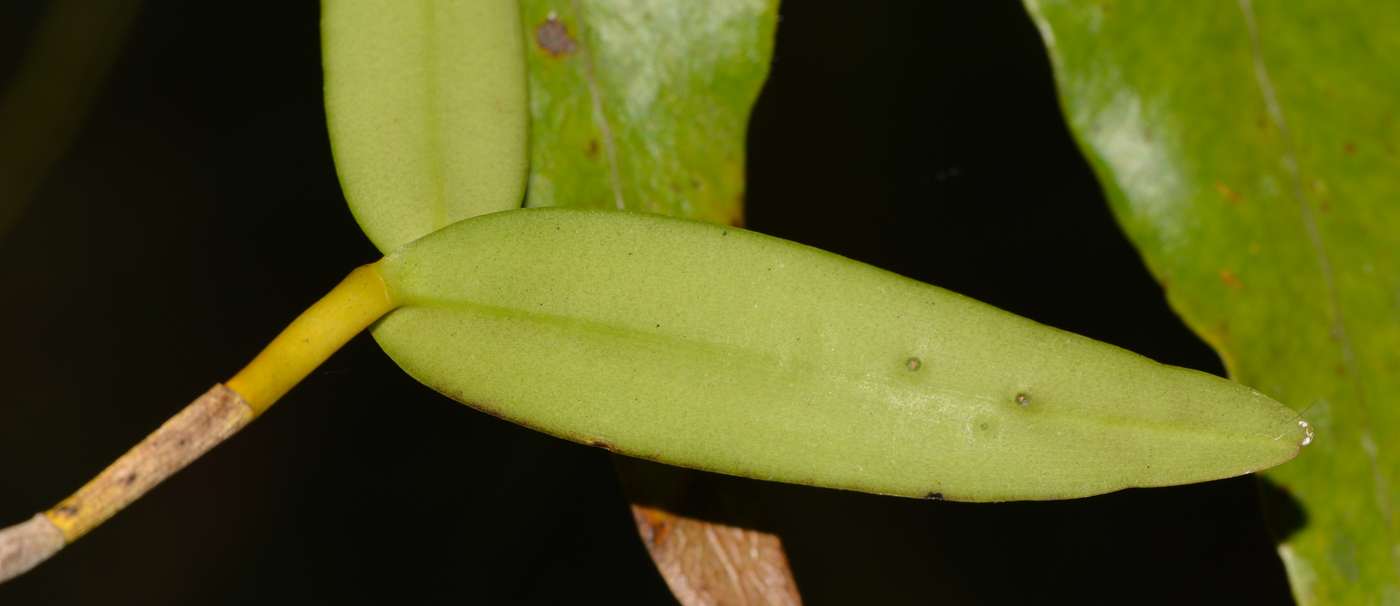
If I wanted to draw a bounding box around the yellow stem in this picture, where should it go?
[226,263,396,414]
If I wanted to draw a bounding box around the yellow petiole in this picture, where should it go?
[227,263,396,414]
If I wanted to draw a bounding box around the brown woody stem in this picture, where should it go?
[0,385,253,583]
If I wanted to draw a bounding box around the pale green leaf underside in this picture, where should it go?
[371,208,1306,502]
[1024,0,1400,602]
[323,0,530,254]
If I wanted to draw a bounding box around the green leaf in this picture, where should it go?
[370,207,1307,502]
[322,0,530,254]
[1023,0,1400,602]
[509,3,786,602]
[516,0,776,224]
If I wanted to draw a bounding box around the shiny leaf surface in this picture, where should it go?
[517,0,776,226]
[1024,0,1400,602]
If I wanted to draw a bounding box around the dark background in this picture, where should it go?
[0,1,1295,604]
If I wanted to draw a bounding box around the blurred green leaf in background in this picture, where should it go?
[1026,0,1400,603]
[0,0,142,239]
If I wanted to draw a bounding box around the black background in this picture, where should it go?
[0,1,1295,604]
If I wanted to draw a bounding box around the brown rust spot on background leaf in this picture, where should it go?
[1213,182,1242,205]
[1219,268,1245,291]
[535,17,577,57]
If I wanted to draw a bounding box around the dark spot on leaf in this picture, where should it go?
[924,492,944,500]
[1343,141,1357,155]
[590,440,614,451]
[585,139,600,157]
[177,439,187,447]
[1016,393,1030,406]
[535,18,577,57]
[124,473,138,486]
[669,182,681,193]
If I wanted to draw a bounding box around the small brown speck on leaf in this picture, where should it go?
[585,139,600,157]
[1219,268,1245,291]
[535,18,577,57]
[1343,141,1357,155]
[1213,182,1242,205]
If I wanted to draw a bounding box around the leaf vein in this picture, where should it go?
[1238,0,1396,578]
[570,0,626,210]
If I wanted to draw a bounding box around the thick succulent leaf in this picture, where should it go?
[1024,0,1400,602]
[322,0,529,254]
[513,2,783,601]
[516,0,776,225]
[371,208,1307,502]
